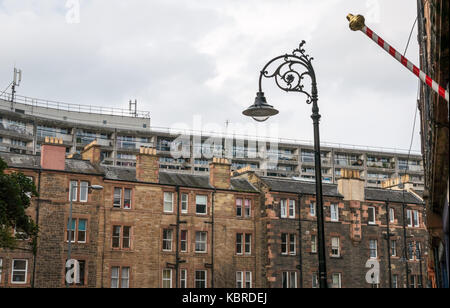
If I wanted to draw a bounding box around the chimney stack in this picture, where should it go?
[209,157,231,189]
[81,140,102,165]
[136,146,159,183]
[337,169,365,201]
[40,137,66,170]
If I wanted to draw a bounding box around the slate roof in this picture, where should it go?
[103,166,258,192]
[365,188,424,204]
[0,151,102,175]
[260,176,342,197]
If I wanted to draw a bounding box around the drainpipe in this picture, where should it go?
[31,168,41,288]
[385,200,393,288]
[175,185,180,288]
[402,202,410,288]
[297,193,303,288]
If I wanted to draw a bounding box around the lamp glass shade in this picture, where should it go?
[242,92,279,122]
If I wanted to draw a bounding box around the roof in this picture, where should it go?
[103,166,258,192]
[365,188,424,205]
[260,176,343,197]
[0,151,102,175]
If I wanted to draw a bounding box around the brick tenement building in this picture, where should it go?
[1,140,427,288]
[0,140,262,288]
[235,170,428,288]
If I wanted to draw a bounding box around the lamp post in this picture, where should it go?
[242,41,328,288]
[66,182,103,287]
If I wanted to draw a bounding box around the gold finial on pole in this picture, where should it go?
[347,14,365,31]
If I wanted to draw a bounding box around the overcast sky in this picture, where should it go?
[0,0,421,153]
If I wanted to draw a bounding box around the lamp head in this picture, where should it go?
[242,91,279,122]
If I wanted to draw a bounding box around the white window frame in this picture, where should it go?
[312,272,319,288]
[180,230,188,252]
[281,233,288,255]
[180,269,187,288]
[280,199,287,218]
[406,209,413,227]
[163,229,173,251]
[331,237,340,257]
[111,266,120,288]
[392,274,398,288]
[195,231,207,253]
[163,192,174,213]
[389,208,395,223]
[311,235,317,253]
[282,271,297,288]
[69,180,78,202]
[121,267,130,288]
[288,199,295,218]
[0,258,2,283]
[162,269,172,288]
[413,210,420,227]
[244,234,252,255]
[236,271,243,288]
[77,219,87,243]
[310,202,316,216]
[289,234,296,255]
[369,239,378,259]
[244,199,251,218]
[195,195,208,215]
[11,259,28,284]
[113,187,122,208]
[332,273,342,288]
[79,181,88,203]
[330,204,339,222]
[368,206,376,225]
[236,198,243,217]
[181,193,188,214]
[391,240,397,256]
[245,271,252,288]
[195,270,207,288]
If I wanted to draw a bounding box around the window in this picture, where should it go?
[288,200,295,218]
[64,259,86,286]
[195,270,207,288]
[368,207,376,225]
[312,272,319,288]
[331,273,342,288]
[406,210,413,227]
[413,210,420,227]
[111,266,130,288]
[113,188,122,208]
[244,199,251,218]
[331,237,340,257]
[369,240,377,259]
[236,233,251,255]
[282,271,297,288]
[123,189,132,209]
[195,231,207,253]
[410,275,417,288]
[236,271,252,288]
[311,235,317,253]
[236,233,243,255]
[180,269,187,288]
[164,192,174,213]
[281,233,288,255]
[69,180,89,202]
[391,240,397,257]
[330,204,339,222]
[392,275,398,288]
[69,181,78,201]
[196,195,207,215]
[236,198,242,217]
[162,269,172,288]
[181,193,188,214]
[310,202,316,216]
[281,233,296,255]
[389,208,395,223]
[66,218,87,243]
[280,199,287,218]
[180,230,188,252]
[112,226,131,249]
[163,229,173,251]
[289,234,296,255]
[0,258,2,283]
[79,181,88,202]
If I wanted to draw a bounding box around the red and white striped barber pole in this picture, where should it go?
[347,14,449,103]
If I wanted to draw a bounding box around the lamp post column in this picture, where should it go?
[310,83,327,288]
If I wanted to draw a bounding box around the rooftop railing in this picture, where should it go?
[0,92,151,119]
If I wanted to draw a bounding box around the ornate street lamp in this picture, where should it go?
[243,41,328,288]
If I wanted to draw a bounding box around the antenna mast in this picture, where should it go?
[129,99,137,117]
[11,67,22,109]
